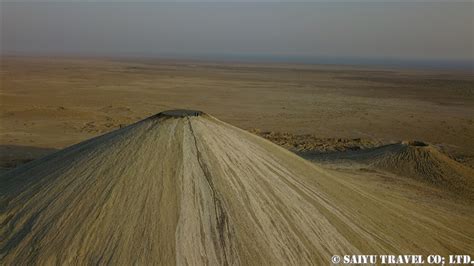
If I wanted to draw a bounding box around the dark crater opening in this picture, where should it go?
[159,109,203,118]
[403,140,428,147]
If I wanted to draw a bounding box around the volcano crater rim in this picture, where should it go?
[159,109,204,118]
[402,140,429,147]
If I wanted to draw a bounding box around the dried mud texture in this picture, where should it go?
[1,113,473,265]
[250,129,381,153]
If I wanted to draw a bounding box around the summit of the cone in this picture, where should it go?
[402,140,428,147]
[158,109,204,118]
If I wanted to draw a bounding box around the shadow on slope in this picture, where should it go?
[0,145,58,174]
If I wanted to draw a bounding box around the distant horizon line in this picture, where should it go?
[2,52,473,71]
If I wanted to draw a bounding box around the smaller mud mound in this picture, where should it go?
[361,141,474,196]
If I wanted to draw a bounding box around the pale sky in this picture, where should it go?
[1,2,473,67]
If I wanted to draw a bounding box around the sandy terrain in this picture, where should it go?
[1,56,473,155]
[2,112,473,264]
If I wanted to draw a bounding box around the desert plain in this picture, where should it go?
[1,56,474,264]
[1,56,473,169]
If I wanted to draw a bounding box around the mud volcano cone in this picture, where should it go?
[1,110,473,264]
[358,141,474,195]
[1,110,356,264]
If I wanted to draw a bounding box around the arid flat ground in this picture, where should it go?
[1,56,474,169]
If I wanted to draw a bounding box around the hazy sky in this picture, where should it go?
[1,2,473,65]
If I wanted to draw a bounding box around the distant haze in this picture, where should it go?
[1,2,473,69]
